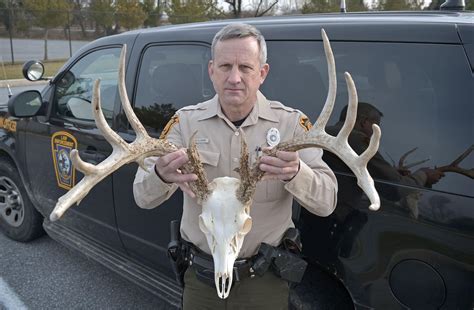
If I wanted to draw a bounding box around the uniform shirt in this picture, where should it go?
[133,91,337,258]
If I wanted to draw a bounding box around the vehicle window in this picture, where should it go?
[134,44,214,135]
[263,41,473,197]
[54,48,121,121]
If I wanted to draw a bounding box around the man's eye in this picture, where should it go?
[240,65,252,73]
[220,64,232,71]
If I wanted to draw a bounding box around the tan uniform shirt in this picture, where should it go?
[133,91,337,258]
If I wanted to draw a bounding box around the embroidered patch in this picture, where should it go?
[160,114,179,139]
[51,131,77,190]
[299,115,313,132]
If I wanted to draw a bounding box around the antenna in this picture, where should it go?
[340,0,347,12]
[0,56,13,98]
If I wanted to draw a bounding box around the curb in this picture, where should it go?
[0,79,49,88]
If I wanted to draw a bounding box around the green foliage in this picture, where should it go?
[167,0,222,24]
[89,0,115,33]
[24,0,71,29]
[302,0,368,13]
[466,0,473,10]
[141,0,160,28]
[375,0,424,10]
[115,0,147,30]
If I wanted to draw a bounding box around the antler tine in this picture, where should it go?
[235,133,255,205]
[398,147,418,169]
[437,145,474,179]
[50,45,184,222]
[314,29,337,132]
[185,132,211,203]
[117,45,149,142]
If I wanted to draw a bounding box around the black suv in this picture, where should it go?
[2,10,473,309]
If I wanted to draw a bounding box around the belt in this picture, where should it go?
[185,242,256,286]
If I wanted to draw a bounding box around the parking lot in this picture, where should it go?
[0,232,176,310]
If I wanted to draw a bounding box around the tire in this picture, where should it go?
[289,266,354,310]
[0,159,44,242]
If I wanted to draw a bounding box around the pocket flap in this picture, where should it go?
[198,150,220,167]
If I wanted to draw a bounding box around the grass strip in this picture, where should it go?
[0,60,66,80]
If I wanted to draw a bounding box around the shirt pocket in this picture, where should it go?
[198,150,220,167]
[253,179,286,203]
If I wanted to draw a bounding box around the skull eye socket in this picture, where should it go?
[239,217,252,236]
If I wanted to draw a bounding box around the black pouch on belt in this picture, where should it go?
[167,220,188,287]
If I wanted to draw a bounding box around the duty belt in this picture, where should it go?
[184,242,257,287]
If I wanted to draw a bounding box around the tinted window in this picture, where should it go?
[263,41,473,197]
[54,48,121,121]
[134,44,214,135]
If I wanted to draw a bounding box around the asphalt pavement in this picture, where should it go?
[0,232,177,310]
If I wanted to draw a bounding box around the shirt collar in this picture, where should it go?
[196,91,279,124]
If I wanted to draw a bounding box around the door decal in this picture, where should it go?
[51,131,78,190]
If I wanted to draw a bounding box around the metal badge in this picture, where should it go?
[266,128,280,147]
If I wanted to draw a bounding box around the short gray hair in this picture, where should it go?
[211,23,267,66]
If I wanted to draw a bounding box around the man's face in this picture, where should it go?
[361,113,381,137]
[209,37,269,117]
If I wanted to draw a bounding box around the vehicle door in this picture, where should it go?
[24,46,124,249]
[113,41,214,272]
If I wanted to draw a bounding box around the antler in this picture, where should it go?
[436,145,474,179]
[238,29,381,211]
[50,46,210,221]
[397,147,430,170]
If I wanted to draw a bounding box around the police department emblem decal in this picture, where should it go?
[51,131,77,190]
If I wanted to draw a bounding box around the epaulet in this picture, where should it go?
[268,101,313,132]
[268,100,299,113]
[178,99,212,113]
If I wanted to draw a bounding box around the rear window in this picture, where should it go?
[262,41,473,197]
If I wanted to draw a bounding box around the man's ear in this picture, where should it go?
[208,60,214,78]
[260,63,270,84]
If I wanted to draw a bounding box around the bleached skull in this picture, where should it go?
[198,176,253,299]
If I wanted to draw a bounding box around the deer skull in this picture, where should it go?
[198,177,252,299]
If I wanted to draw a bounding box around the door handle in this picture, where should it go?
[78,149,107,165]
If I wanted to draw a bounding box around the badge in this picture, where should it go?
[266,128,280,147]
[51,131,78,190]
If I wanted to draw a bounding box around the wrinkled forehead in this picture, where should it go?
[212,37,261,64]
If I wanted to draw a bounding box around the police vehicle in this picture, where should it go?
[1,6,473,309]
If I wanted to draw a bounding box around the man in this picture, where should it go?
[133,23,337,309]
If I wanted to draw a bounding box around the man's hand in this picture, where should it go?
[154,149,198,198]
[421,168,445,187]
[259,150,300,181]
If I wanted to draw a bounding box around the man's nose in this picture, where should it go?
[227,66,241,84]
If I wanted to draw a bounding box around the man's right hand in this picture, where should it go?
[154,149,198,198]
[421,168,445,187]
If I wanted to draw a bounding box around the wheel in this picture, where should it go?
[0,159,44,242]
[289,266,354,310]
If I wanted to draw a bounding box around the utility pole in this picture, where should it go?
[8,0,15,64]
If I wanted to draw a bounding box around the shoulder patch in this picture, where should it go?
[160,114,179,139]
[299,115,313,132]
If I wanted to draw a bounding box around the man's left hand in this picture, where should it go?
[259,150,300,181]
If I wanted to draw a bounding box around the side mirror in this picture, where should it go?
[22,61,45,81]
[8,90,43,117]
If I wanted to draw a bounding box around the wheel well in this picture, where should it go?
[0,150,44,218]
[290,263,354,310]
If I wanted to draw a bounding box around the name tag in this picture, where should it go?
[195,138,209,144]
